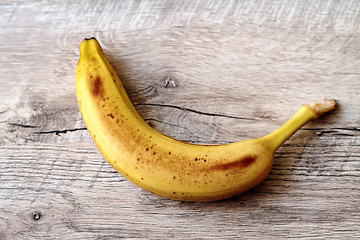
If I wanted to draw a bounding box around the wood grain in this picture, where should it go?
[0,0,359,239]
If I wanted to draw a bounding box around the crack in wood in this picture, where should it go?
[33,128,87,136]
[135,103,257,120]
[144,118,187,129]
[302,127,360,136]
[303,127,360,131]
[9,123,40,128]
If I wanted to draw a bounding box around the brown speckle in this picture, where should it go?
[209,156,257,171]
[107,113,114,119]
[240,156,257,168]
[92,76,103,96]
[146,148,149,151]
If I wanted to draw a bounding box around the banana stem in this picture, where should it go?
[261,99,337,152]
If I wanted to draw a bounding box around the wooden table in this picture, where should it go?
[1,0,359,239]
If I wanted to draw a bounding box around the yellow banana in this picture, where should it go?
[75,38,336,202]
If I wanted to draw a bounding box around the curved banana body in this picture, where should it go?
[75,38,336,202]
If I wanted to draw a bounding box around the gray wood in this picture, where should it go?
[0,0,359,239]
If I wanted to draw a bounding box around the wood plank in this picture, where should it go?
[0,140,359,239]
[2,25,359,144]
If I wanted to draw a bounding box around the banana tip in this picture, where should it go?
[84,37,97,41]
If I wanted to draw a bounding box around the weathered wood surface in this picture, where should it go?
[0,0,359,239]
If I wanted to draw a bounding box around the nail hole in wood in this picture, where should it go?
[33,212,41,221]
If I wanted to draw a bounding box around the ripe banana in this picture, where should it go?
[75,37,337,202]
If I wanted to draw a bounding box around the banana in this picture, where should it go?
[75,37,337,202]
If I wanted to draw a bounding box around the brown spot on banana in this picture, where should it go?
[92,76,103,96]
[209,155,257,171]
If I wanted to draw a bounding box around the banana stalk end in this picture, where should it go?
[309,99,337,118]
